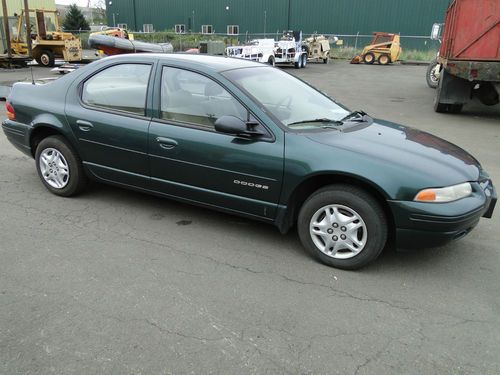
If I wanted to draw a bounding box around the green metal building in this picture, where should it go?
[107,0,451,49]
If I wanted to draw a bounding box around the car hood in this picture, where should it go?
[306,119,481,183]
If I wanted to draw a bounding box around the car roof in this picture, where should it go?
[102,53,264,73]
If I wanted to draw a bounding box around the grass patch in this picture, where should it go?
[329,46,437,62]
[400,49,437,62]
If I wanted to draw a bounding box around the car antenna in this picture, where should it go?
[30,66,35,85]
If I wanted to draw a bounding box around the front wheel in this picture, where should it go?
[35,136,87,196]
[298,185,388,270]
[301,54,307,68]
[363,52,375,64]
[426,59,440,89]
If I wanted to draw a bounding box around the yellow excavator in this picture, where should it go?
[10,9,82,67]
[351,32,402,65]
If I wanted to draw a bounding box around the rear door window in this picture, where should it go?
[82,64,152,115]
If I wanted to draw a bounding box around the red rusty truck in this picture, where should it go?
[433,0,499,113]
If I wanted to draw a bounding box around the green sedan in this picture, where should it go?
[2,54,496,269]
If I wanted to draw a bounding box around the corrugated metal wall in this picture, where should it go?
[108,0,451,48]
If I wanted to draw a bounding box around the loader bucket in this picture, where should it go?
[350,55,362,64]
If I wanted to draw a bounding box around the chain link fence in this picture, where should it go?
[68,29,439,61]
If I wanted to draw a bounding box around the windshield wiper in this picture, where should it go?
[288,118,343,127]
[339,110,371,123]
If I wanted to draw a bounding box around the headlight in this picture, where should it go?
[414,182,472,202]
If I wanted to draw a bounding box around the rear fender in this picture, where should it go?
[30,113,79,152]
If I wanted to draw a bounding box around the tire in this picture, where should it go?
[298,185,388,270]
[35,135,87,197]
[37,50,55,67]
[426,59,440,89]
[323,57,329,64]
[268,56,275,67]
[476,83,499,106]
[378,54,390,65]
[294,60,301,69]
[301,54,307,68]
[363,52,375,64]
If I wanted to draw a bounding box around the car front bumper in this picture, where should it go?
[389,180,496,249]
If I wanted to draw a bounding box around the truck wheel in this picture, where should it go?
[426,59,440,89]
[294,60,301,69]
[37,50,55,67]
[298,184,388,270]
[323,57,329,64]
[35,136,87,197]
[301,54,307,68]
[476,83,499,106]
[363,52,375,64]
[268,56,275,67]
[378,54,390,65]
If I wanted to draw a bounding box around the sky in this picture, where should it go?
[55,0,104,6]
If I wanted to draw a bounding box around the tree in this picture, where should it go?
[62,4,90,32]
[93,0,107,25]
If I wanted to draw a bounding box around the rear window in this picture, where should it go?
[82,64,151,115]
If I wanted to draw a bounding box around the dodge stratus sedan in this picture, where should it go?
[2,54,496,269]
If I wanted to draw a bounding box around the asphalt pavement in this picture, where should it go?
[0,61,499,374]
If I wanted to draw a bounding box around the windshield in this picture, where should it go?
[222,67,349,128]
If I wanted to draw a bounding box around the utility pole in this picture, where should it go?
[264,10,267,38]
[287,0,291,30]
[1,0,12,59]
[23,0,32,57]
[132,0,137,31]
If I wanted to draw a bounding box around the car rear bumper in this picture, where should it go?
[389,180,496,249]
[1,119,32,157]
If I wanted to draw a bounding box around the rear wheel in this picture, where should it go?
[268,56,275,67]
[476,83,499,106]
[298,185,388,270]
[36,50,55,67]
[363,52,375,64]
[378,54,390,65]
[35,136,87,196]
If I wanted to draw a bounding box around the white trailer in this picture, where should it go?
[225,31,308,69]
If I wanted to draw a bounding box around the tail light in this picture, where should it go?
[6,101,16,120]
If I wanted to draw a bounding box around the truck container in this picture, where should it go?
[434,0,499,113]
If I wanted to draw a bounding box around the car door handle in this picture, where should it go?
[156,137,178,150]
[76,120,94,131]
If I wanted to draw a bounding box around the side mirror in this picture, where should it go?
[214,115,263,137]
[430,23,442,40]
